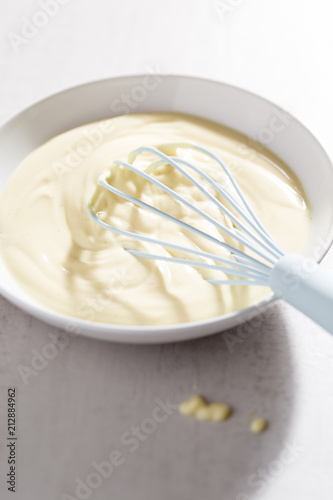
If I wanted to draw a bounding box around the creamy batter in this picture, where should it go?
[0,113,311,325]
[250,418,268,433]
[179,395,232,422]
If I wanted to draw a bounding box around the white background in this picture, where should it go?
[1,1,333,499]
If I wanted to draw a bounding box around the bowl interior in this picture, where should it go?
[0,75,332,343]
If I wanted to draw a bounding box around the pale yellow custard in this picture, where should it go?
[179,395,232,422]
[250,418,268,433]
[0,113,311,325]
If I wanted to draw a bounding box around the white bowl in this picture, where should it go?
[0,75,332,343]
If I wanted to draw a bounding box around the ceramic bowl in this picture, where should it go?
[0,75,332,343]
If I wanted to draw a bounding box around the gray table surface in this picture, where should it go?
[1,1,333,499]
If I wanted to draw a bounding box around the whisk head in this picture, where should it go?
[89,143,285,287]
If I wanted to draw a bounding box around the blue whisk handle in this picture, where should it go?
[270,254,333,334]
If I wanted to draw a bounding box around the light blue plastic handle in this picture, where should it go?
[270,254,333,334]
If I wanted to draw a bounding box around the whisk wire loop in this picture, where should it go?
[91,144,287,286]
[127,147,282,260]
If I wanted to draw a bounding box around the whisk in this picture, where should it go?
[90,143,333,334]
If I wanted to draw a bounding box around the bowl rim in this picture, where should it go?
[1,73,333,342]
